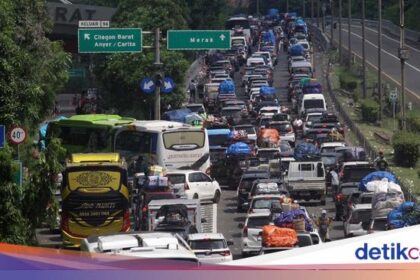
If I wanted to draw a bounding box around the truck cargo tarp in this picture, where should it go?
[162,108,192,123]
[218,80,235,93]
[293,143,320,160]
[260,86,276,96]
[302,82,322,94]
[289,44,305,56]
[359,171,398,192]
[226,142,251,155]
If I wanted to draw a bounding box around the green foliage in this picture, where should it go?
[392,132,420,168]
[0,0,70,128]
[360,99,379,123]
[339,72,358,92]
[186,0,230,29]
[405,110,420,133]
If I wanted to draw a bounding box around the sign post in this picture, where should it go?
[167,30,231,50]
[0,125,5,149]
[8,126,27,160]
[78,28,143,53]
[389,88,398,130]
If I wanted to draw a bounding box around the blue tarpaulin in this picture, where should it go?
[303,82,322,94]
[226,142,251,155]
[268,8,280,17]
[273,209,313,232]
[218,80,235,93]
[359,171,398,192]
[260,86,276,96]
[289,44,305,56]
[294,143,320,161]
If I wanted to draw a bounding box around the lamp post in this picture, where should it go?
[311,0,314,24]
[362,0,367,98]
[347,0,352,68]
[317,0,320,28]
[339,0,342,63]
[399,0,408,130]
[330,0,334,48]
[378,0,383,122]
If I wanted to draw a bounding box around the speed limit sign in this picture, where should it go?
[8,126,27,145]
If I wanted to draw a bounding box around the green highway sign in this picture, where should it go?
[167,30,231,50]
[78,28,142,53]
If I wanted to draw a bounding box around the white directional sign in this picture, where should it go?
[79,20,110,28]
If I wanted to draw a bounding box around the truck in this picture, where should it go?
[286,161,326,205]
[147,199,205,233]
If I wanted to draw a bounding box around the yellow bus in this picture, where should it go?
[61,153,130,247]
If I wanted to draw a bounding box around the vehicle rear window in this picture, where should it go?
[247,216,271,228]
[163,131,205,150]
[209,134,228,147]
[252,198,281,209]
[235,126,256,135]
[167,174,186,184]
[341,187,359,195]
[342,167,376,183]
[189,240,226,250]
[270,123,292,134]
[360,196,372,204]
[350,209,372,223]
[304,99,324,109]
[298,235,312,247]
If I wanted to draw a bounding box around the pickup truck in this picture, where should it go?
[286,161,326,205]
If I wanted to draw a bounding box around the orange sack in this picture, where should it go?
[262,225,298,247]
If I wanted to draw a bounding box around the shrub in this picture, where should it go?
[392,132,420,168]
[339,71,358,92]
[360,99,379,123]
[405,110,420,133]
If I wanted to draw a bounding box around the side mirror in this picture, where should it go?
[238,223,244,229]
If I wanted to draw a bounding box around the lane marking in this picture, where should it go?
[341,28,420,74]
[330,34,420,101]
[350,24,420,54]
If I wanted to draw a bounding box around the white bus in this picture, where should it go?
[113,120,210,173]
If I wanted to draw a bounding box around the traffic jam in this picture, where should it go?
[44,9,420,266]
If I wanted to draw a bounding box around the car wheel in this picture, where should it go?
[193,193,199,199]
[213,190,221,204]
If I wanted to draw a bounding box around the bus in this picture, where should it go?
[46,114,135,154]
[61,153,130,247]
[113,121,211,173]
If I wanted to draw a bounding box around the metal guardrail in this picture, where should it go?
[309,23,417,202]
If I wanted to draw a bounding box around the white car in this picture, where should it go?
[259,106,281,117]
[320,142,347,153]
[303,112,323,136]
[240,210,271,256]
[166,170,221,203]
[188,233,233,264]
[248,194,284,214]
[234,124,257,141]
[344,204,372,237]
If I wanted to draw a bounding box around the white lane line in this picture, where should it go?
[213,202,217,233]
[330,34,420,101]
[350,24,420,54]
[341,28,420,74]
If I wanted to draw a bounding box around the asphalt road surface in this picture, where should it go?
[331,22,420,107]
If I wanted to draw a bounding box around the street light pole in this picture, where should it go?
[378,0,383,122]
[339,0,342,63]
[317,0,320,28]
[154,28,162,120]
[400,0,407,130]
[362,0,367,98]
[311,0,314,24]
[348,0,352,67]
[330,0,334,48]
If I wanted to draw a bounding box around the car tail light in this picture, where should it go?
[122,209,130,231]
[142,206,148,213]
[243,226,248,237]
[336,194,345,202]
[286,127,293,133]
[184,182,190,190]
[220,251,231,256]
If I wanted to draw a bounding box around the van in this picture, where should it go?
[300,94,326,117]
[290,60,313,77]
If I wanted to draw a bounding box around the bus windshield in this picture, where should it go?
[115,130,157,157]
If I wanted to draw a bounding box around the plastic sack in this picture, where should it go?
[359,171,398,192]
[388,209,403,221]
[293,143,320,161]
[226,142,251,155]
[398,202,417,214]
[262,225,298,247]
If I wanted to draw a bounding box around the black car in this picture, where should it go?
[237,171,270,211]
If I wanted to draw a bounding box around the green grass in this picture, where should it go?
[330,59,420,196]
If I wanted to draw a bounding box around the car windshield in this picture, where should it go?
[189,239,226,250]
[321,155,337,166]
[297,235,312,247]
[340,186,359,195]
[167,174,186,184]
[343,167,376,183]
[221,109,242,118]
[304,99,324,109]
[209,134,228,147]
[247,216,271,228]
[252,198,281,209]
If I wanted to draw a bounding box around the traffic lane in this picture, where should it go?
[334,27,420,105]
[218,187,246,259]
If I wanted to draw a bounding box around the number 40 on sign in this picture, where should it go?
[8,127,27,145]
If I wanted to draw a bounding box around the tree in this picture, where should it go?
[186,0,231,29]
[0,0,70,128]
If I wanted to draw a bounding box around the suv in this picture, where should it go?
[237,171,270,211]
[188,233,233,264]
[166,170,221,203]
[344,204,372,237]
[240,211,272,257]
